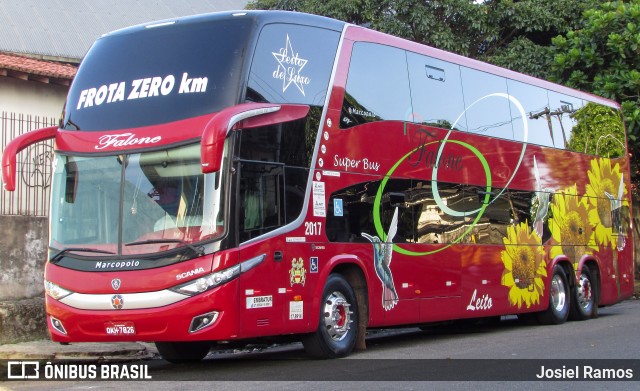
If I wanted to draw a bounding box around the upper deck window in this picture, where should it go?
[247,23,341,107]
[459,67,514,141]
[63,16,253,131]
[341,43,412,128]
[407,52,467,131]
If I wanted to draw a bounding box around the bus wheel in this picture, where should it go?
[155,341,210,363]
[569,265,595,321]
[302,274,358,358]
[537,265,570,325]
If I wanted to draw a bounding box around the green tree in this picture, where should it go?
[246,0,596,79]
[485,0,597,78]
[550,0,640,196]
[247,0,639,191]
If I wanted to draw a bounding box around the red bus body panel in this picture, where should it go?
[3,15,631,344]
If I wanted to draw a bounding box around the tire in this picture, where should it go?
[537,265,570,325]
[569,265,596,321]
[302,274,358,358]
[155,341,210,363]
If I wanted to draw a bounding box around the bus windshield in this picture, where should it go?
[62,14,252,131]
[50,143,226,257]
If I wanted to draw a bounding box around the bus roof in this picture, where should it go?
[100,10,346,40]
[89,10,616,111]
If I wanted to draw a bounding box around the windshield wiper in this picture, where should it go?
[125,239,205,257]
[50,248,116,264]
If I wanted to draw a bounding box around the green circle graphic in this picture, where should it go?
[373,139,492,256]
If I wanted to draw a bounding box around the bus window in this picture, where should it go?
[341,43,412,128]
[236,115,314,242]
[239,161,284,242]
[51,156,122,245]
[62,16,253,131]
[547,91,584,150]
[460,67,514,140]
[247,23,340,106]
[407,52,467,131]
[327,179,417,243]
[506,80,553,147]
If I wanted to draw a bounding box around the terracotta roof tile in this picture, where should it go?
[0,52,77,80]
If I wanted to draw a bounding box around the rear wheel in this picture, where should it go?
[303,274,358,358]
[569,265,595,321]
[155,341,210,363]
[537,265,570,325]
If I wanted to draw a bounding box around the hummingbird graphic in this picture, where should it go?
[532,156,550,239]
[362,207,400,311]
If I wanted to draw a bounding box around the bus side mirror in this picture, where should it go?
[201,103,310,173]
[2,126,57,191]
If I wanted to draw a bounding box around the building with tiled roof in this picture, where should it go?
[0,0,249,308]
[1,0,249,118]
[0,0,250,62]
[0,52,77,86]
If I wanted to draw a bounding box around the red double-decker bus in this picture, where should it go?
[3,11,634,362]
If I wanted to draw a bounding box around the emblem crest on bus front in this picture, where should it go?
[111,278,121,291]
[111,295,124,310]
[289,258,307,286]
[272,34,310,96]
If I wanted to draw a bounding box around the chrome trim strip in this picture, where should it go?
[227,106,281,134]
[59,290,190,310]
[189,311,219,333]
[240,254,266,273]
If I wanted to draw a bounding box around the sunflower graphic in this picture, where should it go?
[586,158,628,249]
[549,185,598,261]
[501,222,547,308]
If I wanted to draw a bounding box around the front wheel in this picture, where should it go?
[302,274,358,358]
[155,341,210,363]
[537,265,570,325]
[569,265,596,321]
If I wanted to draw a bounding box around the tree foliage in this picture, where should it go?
[550,0,640,196]
[483,0,597,78]
[246,0,640,193]
[246,0,596,78]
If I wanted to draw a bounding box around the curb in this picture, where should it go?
[0,340,155,361]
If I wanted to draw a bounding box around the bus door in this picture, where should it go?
[236,160,285,337]
[235,159,310,338]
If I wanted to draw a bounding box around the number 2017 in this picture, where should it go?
[305,221,322,236]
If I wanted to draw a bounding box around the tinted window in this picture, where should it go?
[546,92,584,149]
[407,52,467,131]
[460,68,514,140]
[63,16,253,131]
[506,80,553,146]
[327,179,416,243]
[341,43,412,128]
[247,23,341,106]
[237,111,320,242]
[327,179,533,246]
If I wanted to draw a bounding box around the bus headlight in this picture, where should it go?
[171,265,241,296]
[45,280,73,300]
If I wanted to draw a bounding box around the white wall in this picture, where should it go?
[0,77,68,117]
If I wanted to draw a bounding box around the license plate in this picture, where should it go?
[104,321,136,336]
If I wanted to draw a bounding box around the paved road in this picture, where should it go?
[5,299,640,390]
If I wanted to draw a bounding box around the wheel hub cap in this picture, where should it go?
[323,291,352,341]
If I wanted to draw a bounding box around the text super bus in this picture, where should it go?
[2,10,634,362]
